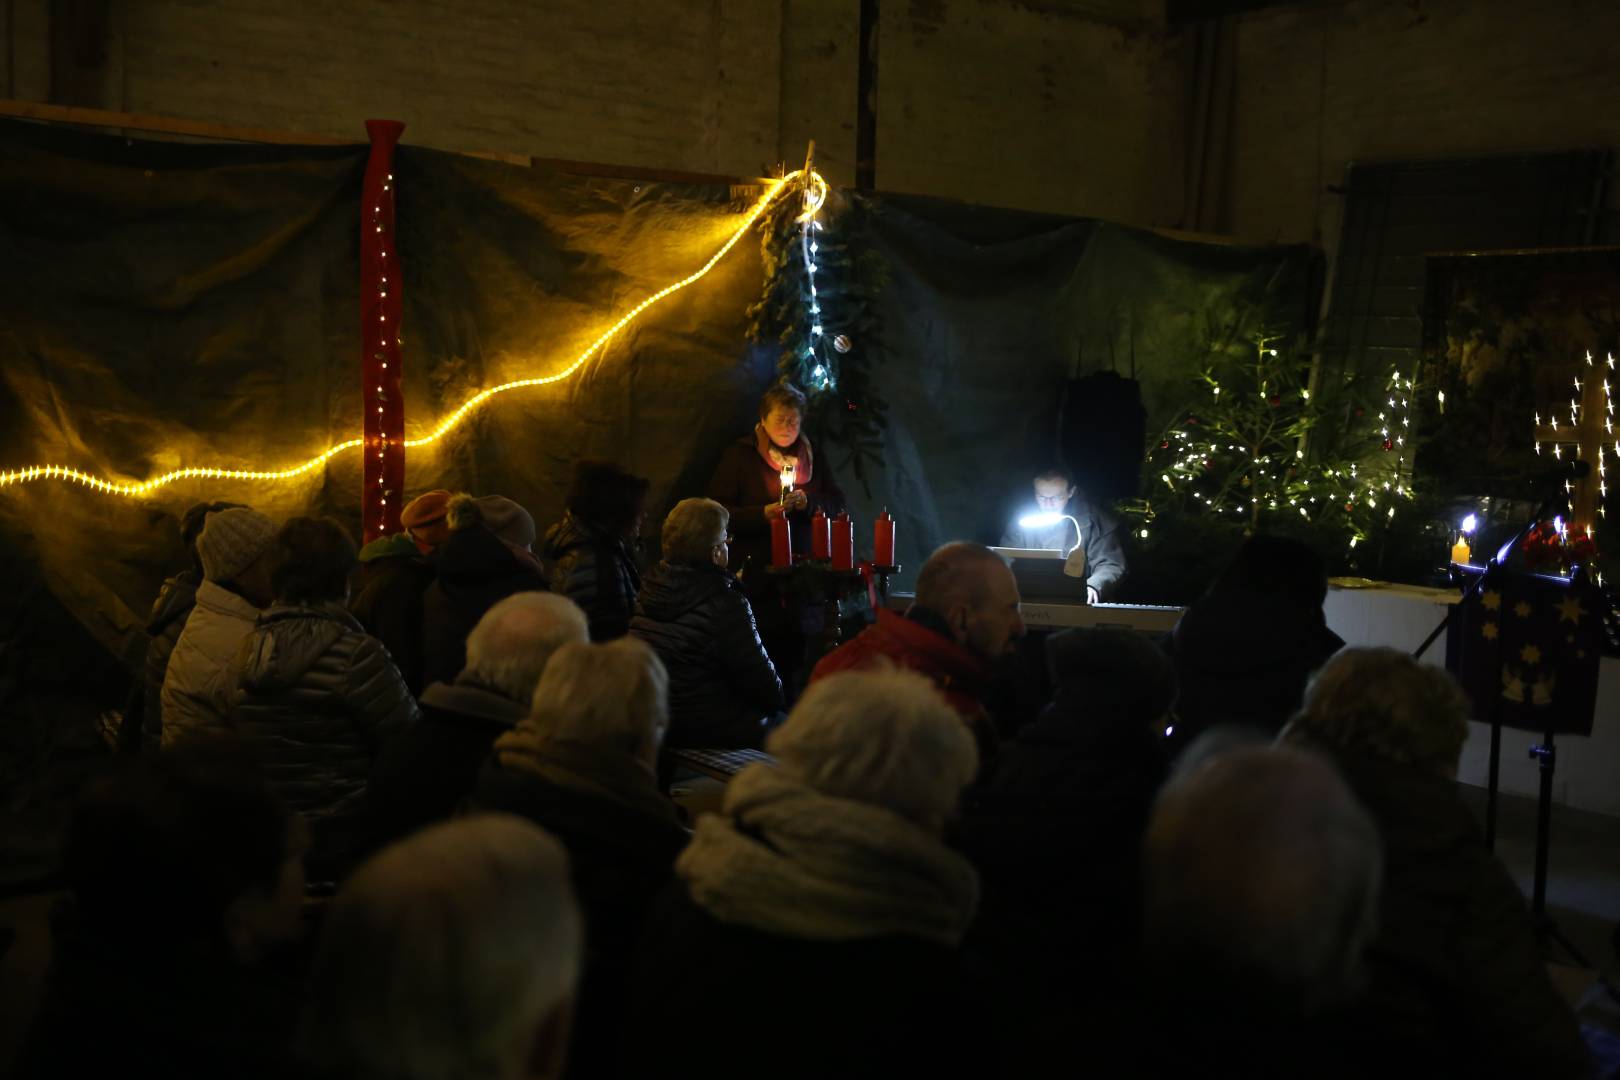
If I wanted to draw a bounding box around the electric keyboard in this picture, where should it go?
[1018,600,1184,633]
[885,592,1183,633]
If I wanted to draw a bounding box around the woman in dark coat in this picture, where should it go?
[706,383,845,691]
[1169,534,1343,756]
[541,460,648,642]
[419,494,548,686]
[630,497,782,749]
[228,518,419,881]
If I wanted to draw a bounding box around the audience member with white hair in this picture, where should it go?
[1281,648,1590,1079]
[366,591,589,851]
[297,814,582,1080]
[1139,742,1382,1076]
[472,636,688,1079]
[623,666,992,1080]
[630,496,783,749]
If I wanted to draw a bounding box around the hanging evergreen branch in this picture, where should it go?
[748,176,889,490]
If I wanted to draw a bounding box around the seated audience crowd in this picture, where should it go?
[19,490,1599,1079]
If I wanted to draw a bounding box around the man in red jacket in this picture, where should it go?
[810,542,1025,749]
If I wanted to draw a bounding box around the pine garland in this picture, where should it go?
[748,177,889,489]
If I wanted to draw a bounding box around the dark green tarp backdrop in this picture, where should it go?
[0,119,1311,873]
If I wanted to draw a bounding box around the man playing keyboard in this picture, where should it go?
[1000,466,1126,604]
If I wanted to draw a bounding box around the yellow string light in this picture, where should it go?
[0,172,806,498]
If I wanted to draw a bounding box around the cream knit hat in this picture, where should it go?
[196,507,278,583]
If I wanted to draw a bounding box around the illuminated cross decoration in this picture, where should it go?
[1534,351,1614,528]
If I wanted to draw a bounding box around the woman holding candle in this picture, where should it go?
[707,383,847,575]
[707,383,847,692]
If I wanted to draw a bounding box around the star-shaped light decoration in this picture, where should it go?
[1502,670,1526,702]
[1481,590,1502,611]
[1481,621,1500,641]
[1513,601,1533,618]
[1520,644,1543,664]
[1556,596,1586,624]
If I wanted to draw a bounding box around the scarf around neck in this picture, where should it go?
[493,725,681,828]
[676,763,979,946]
[754,423,814,486]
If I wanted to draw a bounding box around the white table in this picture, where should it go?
[1324,583,1620,817]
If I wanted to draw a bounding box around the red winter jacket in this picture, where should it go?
[809,608,993,735]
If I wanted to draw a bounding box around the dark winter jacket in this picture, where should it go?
[706,433,846,574]
[472,755,688,1080]
[420,525,548,687]
[1169,585,1343,752]
[999,489,1127,600]
[629,561,782,748]
[365,679,527,851]
[1314,749,1590,1079]
[541,511,641,642]
[130,571,200,751]
[623,882,991,1080]
[957,629,1171,997]
[230,602,419,876]
[349,548,434,697]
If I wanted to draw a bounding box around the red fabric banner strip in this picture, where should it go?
[361,119,406,544]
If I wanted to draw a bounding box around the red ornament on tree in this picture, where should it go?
[1160,440,1170,449]
[1268,396,1281,407]
[1382,438,1394,451]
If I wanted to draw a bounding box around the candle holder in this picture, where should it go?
[871,564,901,603]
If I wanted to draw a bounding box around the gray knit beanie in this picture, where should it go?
[196,507,278,583]
[476,495,537,550]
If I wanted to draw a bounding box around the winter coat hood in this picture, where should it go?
[237,603,361,694]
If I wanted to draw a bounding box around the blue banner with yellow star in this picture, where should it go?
[1447,567,1603,736]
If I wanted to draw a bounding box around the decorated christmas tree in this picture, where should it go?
[1126,333,1414,561]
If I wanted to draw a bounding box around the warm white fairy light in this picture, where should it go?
[2,171,808,496]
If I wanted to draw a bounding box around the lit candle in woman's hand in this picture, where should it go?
[779,464,796,505]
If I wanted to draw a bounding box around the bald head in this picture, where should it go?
[913,542,1025,662]
[1143,745,1382,1016]
[461,592,590,704]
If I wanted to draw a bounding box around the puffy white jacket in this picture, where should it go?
[160,580,261,745]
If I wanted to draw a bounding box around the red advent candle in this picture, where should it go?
[873,508,896,566]
[831,511,855,571]
[811,508,831,560]
[770,515,793,567]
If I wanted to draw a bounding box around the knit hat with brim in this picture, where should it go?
[476,495,537,550]
[401,490,453,553]
[196,507,277,584]
[359,532,419,564]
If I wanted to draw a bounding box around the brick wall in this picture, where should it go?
[1,0,1185,225]
[1226,0,1620,247]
